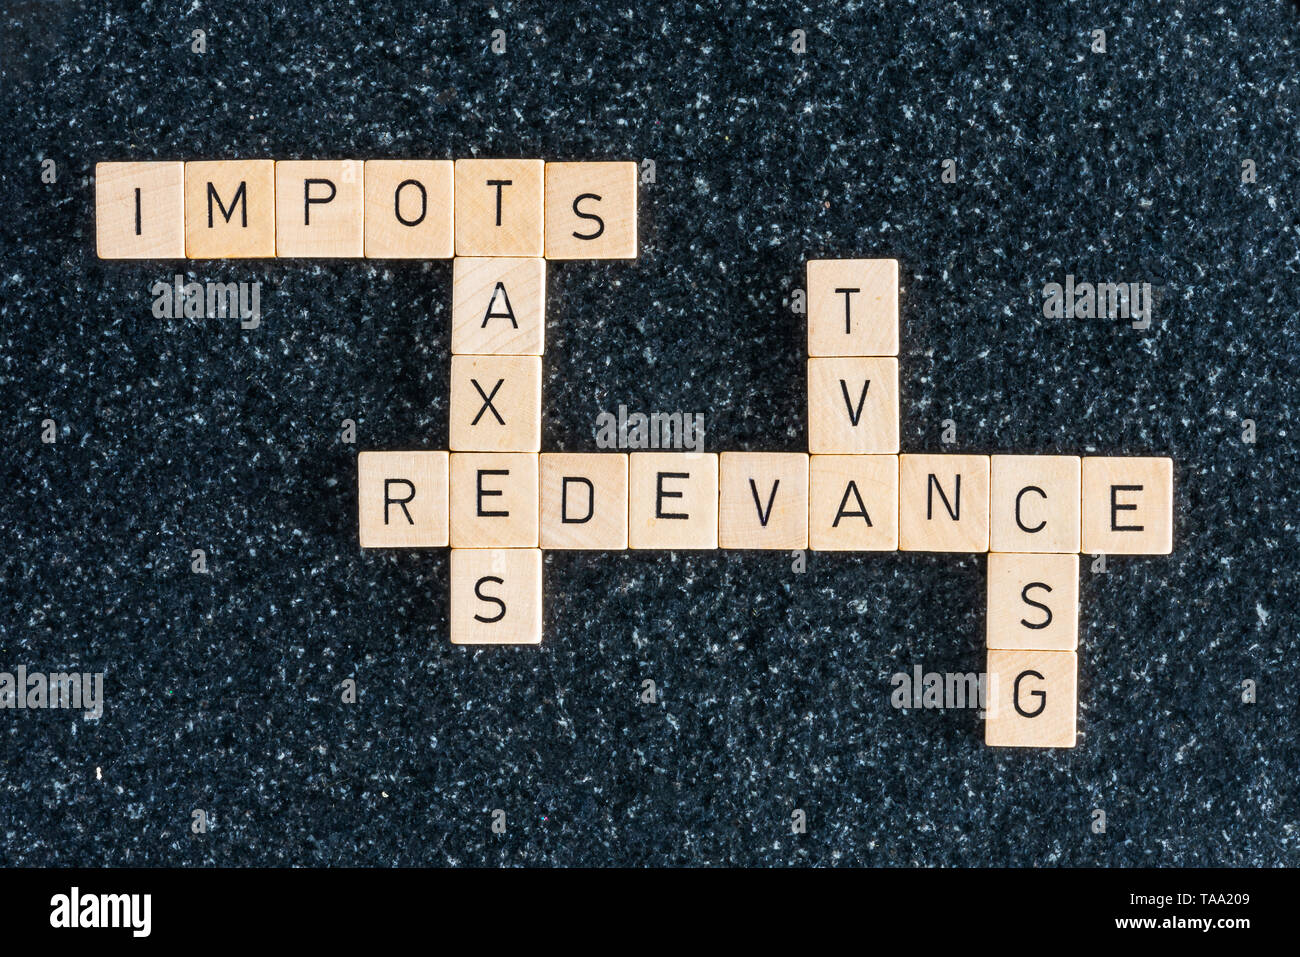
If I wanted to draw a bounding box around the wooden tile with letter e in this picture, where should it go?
[363,159,454,258]
[95,161,185,259]
[450,548,542,645]
[628,452,719,549]
[544,161,638,259]
[987,553,1079,651]
[539,453,629,550]
[807,258,899,356]
[449,452,539,548]
[275,160,364,257]
[899,454,990,552]
[985,650,1077,748]
[449,355,542,452]
[719,452,809,550]
[184,160,276,258]
[990,454,1081,553]
[452,257,545,356]
[1081,456,1174,555]
[807,357,899,453]
[454,159,544,257]
[808,454,899,551]
[357,450,449,548]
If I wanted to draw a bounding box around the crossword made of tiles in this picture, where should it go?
[95,158,1174,749]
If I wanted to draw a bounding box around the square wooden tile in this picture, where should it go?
[987,553,1079,651]
[628,452,719,549]
[449,355,541,452]
[807,258,899,356]
[454,159,544,257]
[808,455,899,551]
[449,452,538,547]
[539,453,629,550]
[899,454,990,552]
[985,650,1077,748]
[990,455,1081,553]
[184,160,276,258]
[363,159,454,258]
[807,357,899,453]
[450,548,542,645]
[544,161,638,259]
[357,451,449,548]
[95,161,185,259]
[451,257,546,355]
[719,452,809,550]
[1081,456,1173,555]
[274,160,364,257]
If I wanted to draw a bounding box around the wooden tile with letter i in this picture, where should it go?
[449,452,539,548]
[275,160,364,257]
[357,451,449,548]
[449,355,542,452]
[452,257,545,356]
[450,548,542,645]
[95,161,185,259]
[807,258,899,356]
[990,454,1081,553]
[808,454,899,551]
[807,357,899,453]
[539,453,629,550]
[987,553,1078,651]
[185,160,276,258]
[1081,456,1174,555]
[363,159,454,258]
[454,159,544,257]
[628,452,719,549]
[544,161,638,260]
[899,454,990,552]
[985,650,1077,748]
[718,452,809,550]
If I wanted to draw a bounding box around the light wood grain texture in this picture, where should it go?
[990,454,1081,553]
[449,452,539,548]
[808,454,899,551]
[899,454,990,552]
[985,650,1077,748]
[807,258,899,356]
[539,453,629,550]
[451,257,545,355]
[807,357,899,453]
[363,160,453,258]
[449,548,542,645]
[449,355,542,452]
[628,452,719,549]
[1081,456,1173,555]
[454,159,544,257]
[544,161,638,259]
[274,160,363,257]
[987,553,1078,650]
[184,160,276,258]
[95,161,185,259]
[357,451,449,548]
[719,452,809,549]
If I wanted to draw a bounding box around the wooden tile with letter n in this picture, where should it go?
[449,355,542,452]
[357,450,449,548]
[454,159,544,257]
[987,553,1078,651]
[539,453,629,550]
[718,452,809,550]
[628,452,719,549]
[449,452,539,548]
[452,257,546,356]
[1081,456,1174,555]
[184,160,276,258]
[275,160,364,257]
[807,357,899,453]
[363,159,454,259]
[808,454,899,551]
[95,161,185,259]
[898,454,990,552]
[544,161,638,260]
[450,548,543,645]
[990,454,1081,554]
[806,258,899,357]
[985,650,1077,748]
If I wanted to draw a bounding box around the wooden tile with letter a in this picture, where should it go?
[450,548,542,645]
[452,257,545,356]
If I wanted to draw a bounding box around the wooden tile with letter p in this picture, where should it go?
[449,452,539,548]
[184,160,276,258]
[540,453,629,550]
[449,355,542,452]
[899,454,990,552]
[629,452,719,549]
[357,450,449,548]
[363,159,454,258]
[1081,456,1173,555]
[275,160,364,257]
[95,161,185,259]
[807,357,899,454]
[990,454,1081,554]
[719,452,809,550]
[987,553,1078,651]
[544,161,638,260]
[808,454,899,551]
[807,258,899,356]
[985,650,1077,748]
[452,257,545,356]
[450,548,542,645]
[454,159,544,257]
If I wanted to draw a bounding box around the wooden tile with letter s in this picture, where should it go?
[449,548,542,645]
[986,552,1078,651]
[544,161,638,260]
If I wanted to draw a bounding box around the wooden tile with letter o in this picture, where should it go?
[1081,456,1174,555]
[718,452,809,550]
[451,257,546,356]
[357,450,449,548]
[449,355,542,452]
[449,452,539,548]
[544,161,638,259]
[987,552,1078,651]
[985,650,1077,748]
[807,357,899,454]
[899,454,990,552]
[363,159,454,258]
[990,454,1081,554]
[95,161,186,259]
[806,258,899,356]
[454,159,544,257]
[449,548,542,645]
[184,160,276,258]
[275,160,364,257]
[808,454,899,551]
[628,452,719,549]
[539,453,629,550]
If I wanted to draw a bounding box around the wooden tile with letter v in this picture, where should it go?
[454,159,544,257]
[184,160,276,258]
[808,454,899,551]
[275,160,364,257]
[807,357,899,454]
[449,548,542,645]
[898,454,990,552]
[719,452,809,549]
[363,159,454,258]
[449,452,539,548]
[544,161,638,260]
[987,552,1078,651]
[539,453,629,550]
[1081,456,1173,555]
[357,450,449,548]
[95,161,186,259]
[449,355,542,452]
[628,452,718,549]
[990,455,1081,554]
[807,258,899,356]
[985,650,1077,748]
[452,257,545,356]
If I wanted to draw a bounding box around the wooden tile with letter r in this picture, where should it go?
[987,553,1078,651]
[985,650,1077,748]
[807,258,899,356]
[357,450,449,548]
[275,160,364,257]
[1081,456,1173,555]
[807,357,899,454]
[718,452,809,550]
[808,454,899,551]
[990,454,1081,554]
[449,452,539,548]
[544,161,638,259]
[454,159,544,257]
[539,453,629,550]
[450,548,542,645]
[185,160,276,258]
[452,257,545,356]
[363,159,454,258]
[628,452,719,549]
[449,355,542,452]
[898,454,990,552]
[95,161,185,259]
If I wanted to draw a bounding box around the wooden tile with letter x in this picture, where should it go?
[450,548,542,645]
[363,160,454,259]
[544,161,638,260]
[275,160,363,257]
[184,160,276,258]
[357,451,449,548]
[987,553,1078,651]
[807,357,899,454]
[985,650,1077,748]
[1081,456,1174,555]
[454,159,544,257]
[449,452,539,548]
[719,452,809,550]
[899,454,990,552]
[449,355,542,452]
[539,453,629,550]
[451,257,546,355]
[808,454,899,551]
[807,258,899,356]
[629,452,719,549]
[95,161,185,259]
[990,454,1081,554]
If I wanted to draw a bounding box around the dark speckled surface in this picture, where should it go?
[1,1,1297,865]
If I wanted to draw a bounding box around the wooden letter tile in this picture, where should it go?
[985,650,1077,748]
[719,452,809,550]
[987,553,1079,651]
[899,454,990,552]
[544,161,638,260]
[539,453,629,550]
[807,258,899,356]
[454,159,544,257]
[808,455,899,551]
[357,451,449,548]
[95,161,185,259]
[1081,456,1173,555]
[363,159,454,258]
[184,160,276,258]
[450,548,542,645]
[807,357,899,453]
[451,257,546,356]
[990,454,1081,553]
[274,160,364,257]
[449,355,542,452]
[449,452,539,548]
[628,452,719,549]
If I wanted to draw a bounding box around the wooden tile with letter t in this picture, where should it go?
[454,159,544,257]
[363,159,454,258]
[540,453,629,550]
[899,454,990,552]
[987,553,1079,651]
[807,258,899,356]
[807,357,899,453]
[184,160,276,258]
[449,452,539,548]
[719,452,809,550]
[544,162,638,260]
[95,161,185,259]
[357,450,449,548]
[629,452,719,549]
[1081,456,1174,555]
[449,355,542,452]
[985,650,1077,748]
[275,160,364,257]
[990,454,1081,553]
[449,548,542,645]
[452,257,546,356]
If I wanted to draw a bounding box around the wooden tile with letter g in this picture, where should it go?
[184,160,276,258]
[363,159,454,258]
[451,257,546,356]
[807,258,899,356]
[449,548,542,645]
[1081,456,1173,555]
[808,454,899,551]
[449,355,542,452]
[544,161,638,260]
[454,159,544,257]
[985,650,1077,748]
[899,454,990,552]
[357,450,449,548]
[275,160,364,257]
[449,452,539,548]
[719,452,809,550]
[95,161,185,259]
[539,453,629,550]
[990,454,1081,554]
[807,357,899,453]
[628,452,719,549]
[987,553,1078,651]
